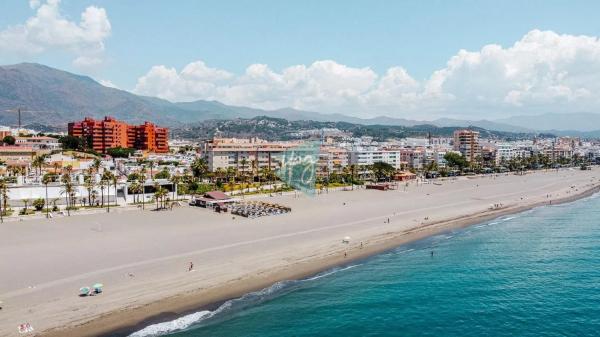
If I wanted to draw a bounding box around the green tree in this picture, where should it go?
[92,157,102,174]
[60,167,74,216]
[0,178,9,222]
[444,152,468,170]
[169,174,181,200]
[83,170,95,206]
[58,135,85,150]
[148,161,155,179]
[32,154,48,177]
[21,198,30,215]
[101,171,115,212]
[155,168,171,179]
[191,158,209,181]
[33,198,45,211]
[42,173,54,218]
[371,161,395,182]
[3,135,16,145]
[106,147,135,158]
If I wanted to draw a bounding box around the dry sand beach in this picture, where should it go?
[1,168,600,337]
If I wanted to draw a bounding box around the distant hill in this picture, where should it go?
[172,116,538,141]
[431,118,534,133]
[0,63,193,126]
[0,63,598,137]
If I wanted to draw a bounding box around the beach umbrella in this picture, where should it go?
[79,287,90,295]
[93,283,103,289]
[343,236,351,243]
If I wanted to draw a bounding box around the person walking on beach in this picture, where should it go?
[188,262,194,272]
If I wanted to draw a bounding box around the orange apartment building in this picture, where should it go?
[68,117,169,153]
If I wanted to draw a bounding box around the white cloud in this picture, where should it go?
[134,30,600,119]
[29,0,41,9]
[98,79,119,89]
[0,0,111,69]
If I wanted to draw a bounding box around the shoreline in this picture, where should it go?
[41,182,600,337]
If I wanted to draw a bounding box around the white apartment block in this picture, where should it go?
[348,147,401,169]
[495,143,517,164]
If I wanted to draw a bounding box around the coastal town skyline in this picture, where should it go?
[2,1,600,119]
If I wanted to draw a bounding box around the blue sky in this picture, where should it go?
[2,0,600,119]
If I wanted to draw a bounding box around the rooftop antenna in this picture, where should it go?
[4,107,49,133]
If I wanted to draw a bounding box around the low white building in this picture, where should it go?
[495,143,517,164]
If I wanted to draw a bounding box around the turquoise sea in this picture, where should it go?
[130,194,600,337]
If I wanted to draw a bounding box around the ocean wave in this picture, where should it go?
[305,264,359,281]
[128,264,360,337]
[129,310,212,337]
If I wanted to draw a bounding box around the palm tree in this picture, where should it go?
[169,174,181,201]
[83,170,95,206]
[137,170,146,210]
[259,166,269,191]
[21,198,30,215]
[153,181,161,209]
[111,172,118,207]
[32,154,47,178]
[60,169,73,216]
[42,173,53,218]
[191,158,209,182]
[53,162,61,174]
[129,181,139,204]
[215,167,225,185]
[91,190,98,206]
[92,157,102,174]
[148,160,155,179]
[99,175,106,208]
[160,187,169,208]
[101,171,114,212]
[240,158,248,177]
[0,178,8,222]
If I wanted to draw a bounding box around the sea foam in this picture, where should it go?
[128,264,360,336]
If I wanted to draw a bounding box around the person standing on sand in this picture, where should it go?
[189,262,194,272]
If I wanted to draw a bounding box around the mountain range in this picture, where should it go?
[0,62,599,136]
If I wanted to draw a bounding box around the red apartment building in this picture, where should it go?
[68,117,169,153]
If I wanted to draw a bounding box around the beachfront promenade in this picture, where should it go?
[1,168,599,336]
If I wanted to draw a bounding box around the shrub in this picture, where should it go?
[19,209,35,215]
[33,198,45,211]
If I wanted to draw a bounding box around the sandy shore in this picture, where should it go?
[1,168,600,337]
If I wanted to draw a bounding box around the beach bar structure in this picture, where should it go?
[191,191,238,211]
[366,183,398,191]
[393,171,417,181]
